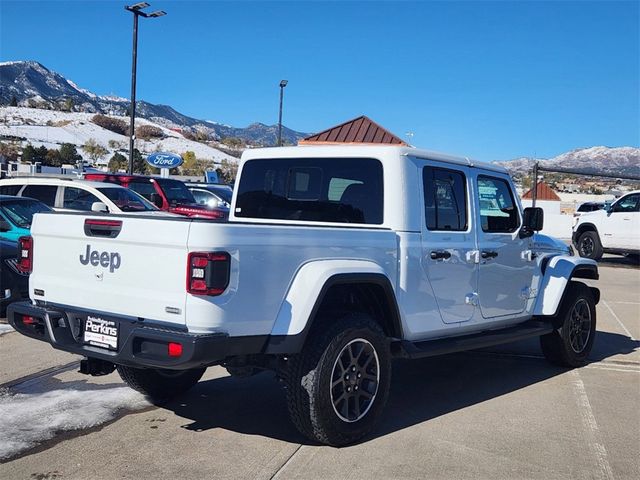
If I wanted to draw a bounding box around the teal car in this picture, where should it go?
[0,195,53,242]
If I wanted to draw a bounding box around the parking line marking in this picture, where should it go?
[569,370,614,480]
[586,365,640,374]
[0,361,79,390]
[602,300,636,341]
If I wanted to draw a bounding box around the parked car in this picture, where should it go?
[0,177,165,215]
[185,183,232,210]
[8,145,599,446]
[0,195,53,242]
[84,174,226,219]
[0,239,28,317]
[573,190,640,260]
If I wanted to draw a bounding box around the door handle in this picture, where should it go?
[430,250,452,260]
[481,250,498,259]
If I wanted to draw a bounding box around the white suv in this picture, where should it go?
[0,177,165,215]
[573,190,640,260]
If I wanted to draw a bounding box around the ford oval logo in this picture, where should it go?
[146,152,184,169]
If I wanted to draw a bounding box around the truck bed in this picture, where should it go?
[29,212,398,336]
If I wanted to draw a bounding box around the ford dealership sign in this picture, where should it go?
[146,152,184,169]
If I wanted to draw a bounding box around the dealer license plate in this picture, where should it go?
[83,315,118,350]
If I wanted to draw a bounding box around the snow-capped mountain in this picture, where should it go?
[0,60,308,145]
[494,146,639,176]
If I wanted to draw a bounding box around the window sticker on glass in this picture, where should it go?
[477,176,519,233]
[478,183,509,218]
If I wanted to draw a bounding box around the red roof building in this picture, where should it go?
[299,115,408,146]
[522,181,561,201]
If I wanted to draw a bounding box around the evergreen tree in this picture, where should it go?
[21,144,36,163]
[9,96,18,107]
[108,152,128,172]
[59,143,82,164]
[35,145,49,161]
[132,149,149,174]
[45,149,63,167]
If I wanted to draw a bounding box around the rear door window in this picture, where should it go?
[21,185,58,207]
[236,158,383,224]
[62,187,100,211]
[423,166,468,231]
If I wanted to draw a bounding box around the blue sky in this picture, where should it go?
[1,1,638,161]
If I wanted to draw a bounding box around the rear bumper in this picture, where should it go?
[7,302,267,370]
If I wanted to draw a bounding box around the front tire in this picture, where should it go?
[285,313,391,446]
[540,282,596,368]
[117,365,205,401]
[577,231,603,260]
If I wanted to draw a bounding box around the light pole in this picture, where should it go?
[125,2,166,174]
[277,79,288,147]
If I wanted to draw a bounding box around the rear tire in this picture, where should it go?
[540,282,596,368]
[577,231,603,260]
[117,365,205,401]
[285,313,391,446]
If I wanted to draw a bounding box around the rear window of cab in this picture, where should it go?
[235,158,384,224]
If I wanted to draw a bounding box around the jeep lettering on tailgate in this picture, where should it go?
[79,245,121,272]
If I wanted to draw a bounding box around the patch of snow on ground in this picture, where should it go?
[0,384,148,460]
[0,324,14,335]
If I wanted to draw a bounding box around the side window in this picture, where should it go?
[612,194,639,213]
[21,185,58,207]
[0,185,22,196]
[477,176,520,233]
[191,189,213,205]
[63,187,100,211]
[423,166,468,231]
[128,182,156,201]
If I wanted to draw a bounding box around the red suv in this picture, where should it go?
[84,174,227,219]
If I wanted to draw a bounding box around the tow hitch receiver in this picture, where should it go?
[79,358,116,376]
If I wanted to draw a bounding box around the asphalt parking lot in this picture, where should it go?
[0,261,638,480]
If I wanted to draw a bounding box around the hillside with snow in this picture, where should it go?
[494,146,640,176]
[0,60,309,146]
[0,106,237,166]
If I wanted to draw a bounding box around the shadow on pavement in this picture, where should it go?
[165,330,638,445]
[598,255,640,269]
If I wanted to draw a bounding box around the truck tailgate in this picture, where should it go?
[29,213,191,326]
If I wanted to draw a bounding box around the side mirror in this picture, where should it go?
[0,219,12,232]
[521,207,544,237]
[91,202,109,213]
[150,193,164,208]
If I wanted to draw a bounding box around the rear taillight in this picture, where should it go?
[186,252,230,296]
[168,342,183,357]
[17,236,33,274]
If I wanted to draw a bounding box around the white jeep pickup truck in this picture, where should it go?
[8,145,600,446]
